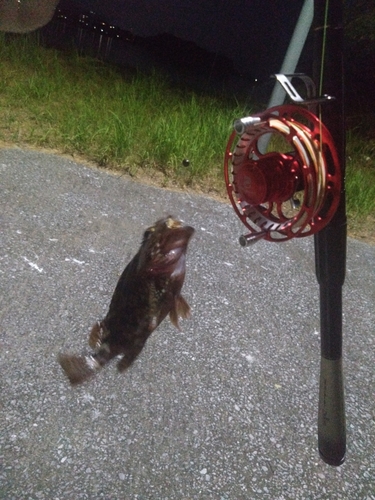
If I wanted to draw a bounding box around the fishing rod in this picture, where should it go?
[313,0,346,467]
[224,0,346,465]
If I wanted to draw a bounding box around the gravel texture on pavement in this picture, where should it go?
[1,147,374,499]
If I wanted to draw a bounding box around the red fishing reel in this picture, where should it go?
[224,104,341,244]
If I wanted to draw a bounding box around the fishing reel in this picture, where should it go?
[224,76,341,245]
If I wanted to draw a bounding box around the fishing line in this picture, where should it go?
[319,0,330,96]
[318,0,330,149]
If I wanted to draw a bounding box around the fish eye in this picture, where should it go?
[143,227,155,240]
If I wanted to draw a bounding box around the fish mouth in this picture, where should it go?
[145,222,194,274]
[162,226,195,253]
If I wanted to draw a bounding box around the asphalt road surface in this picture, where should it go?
[1,147,374,499]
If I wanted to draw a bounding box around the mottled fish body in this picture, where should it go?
[59,216,194,385]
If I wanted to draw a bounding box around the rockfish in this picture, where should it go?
[58,216,194,385]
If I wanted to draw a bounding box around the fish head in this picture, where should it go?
[138,216,194,275]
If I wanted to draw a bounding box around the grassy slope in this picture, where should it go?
[1,33,374,241]
[0,33,247,197]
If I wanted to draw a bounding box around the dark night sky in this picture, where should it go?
[58,0,304,78]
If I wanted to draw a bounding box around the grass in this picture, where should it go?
[0,32,246,196]
[346,134,375,215]
[346,131,375,240]
[1,32,374,239]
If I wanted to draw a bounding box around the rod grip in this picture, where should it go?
[318,356,346,465]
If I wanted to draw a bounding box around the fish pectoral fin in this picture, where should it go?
[88,321,108,349]
[58,354,101,385]
[177,295,191,318]
[169,295,191,329]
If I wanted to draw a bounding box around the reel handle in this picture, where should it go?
[239,232,267,246]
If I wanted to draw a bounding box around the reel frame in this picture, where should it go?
[224,102,341,244]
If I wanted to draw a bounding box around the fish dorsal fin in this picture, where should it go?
[169,295,191,329]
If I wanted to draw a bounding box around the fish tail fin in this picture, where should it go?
[58,353,101,385]
[169,295,191,329]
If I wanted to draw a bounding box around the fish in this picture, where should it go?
[58,216,194,385]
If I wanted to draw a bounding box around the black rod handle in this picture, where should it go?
[315,219,347,466]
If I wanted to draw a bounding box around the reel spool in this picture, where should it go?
[224,104,341,245]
